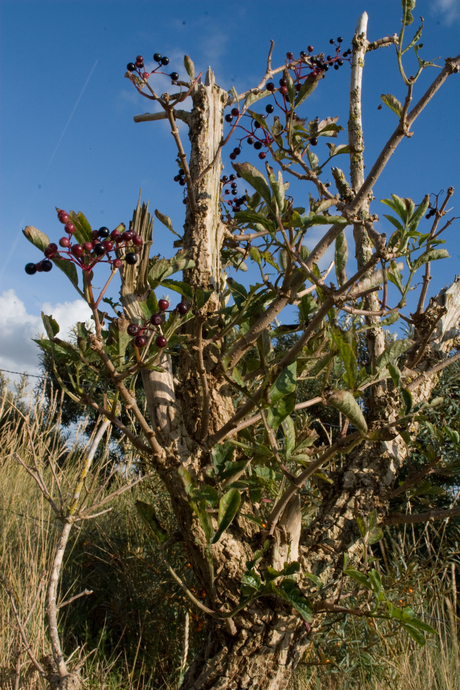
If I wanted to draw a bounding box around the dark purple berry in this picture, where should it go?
[158,299,169,311]
[127,324,139,336]
[337,37,343,43]
[279,78,287,87]
[160,56,169,65]
[25,263,37,275]
[231,108,239,117]
[135,335,147,348]
[127,63,136,72]
[229,153,236,160]
[44,243,58,258]
[266,82,275,92]
[153,53,162,62]
[98,226,110,238]
[338,60,344,66]
[221,176,228,183]
[150,314,162,325]
[125,252,138,265]
[225,114,233,123]
[41,259,53,272]
[265,104,274,114]
[310,137,318,146]
[254,141,263,150]
[156,335,167,348]
[170,72,179,80]
[177,302,188,315]
[229,174,236,181]
[233,148,241,156]
[247,136,254,145]
[329,38,335,44]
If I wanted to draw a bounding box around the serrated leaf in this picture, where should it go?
[380,94,402,116]
[335,232,348,286]
[136,500,169,545]
[375,338,414,371]
[212,488,241,544]
[184,55,195,81]
[155,209,181,237]
[232,162,272,208]
[327,390,367,435]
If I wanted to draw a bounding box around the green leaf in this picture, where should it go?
[381,195,407,222]
[267,392,296,430]
[241,570,261,595]
[413,249,449,271]
[332,329,358,389]
[161,279,194,300]
[402,623,426,645]
[232,162,272,208]
[294,73,321,108]
[41,313,60,339]
[184,55,195,81]
[285,71,296,105]
[270,363,297,404]
[327,390,368,435]
[212,488,241,543]
[107,320,131,363]
[401,0,416,26]
[303,214,348,228]
[380,94,402,116]
[344,568,371,589]
[243,89,270,110]
[409,195,430,230]
[334,232,348,286]
[277,579,313,622]
[401,388,413,414]
[136,500,169,545]
[155,209,181,237]
[388,261,404,294]
[388,362,402,387]
[369,527,384,545]
[23,225,51,252]
[375,338,414,372]
[368,569,383,596]
[304,572,322,588]
[282,416,296,458]
[356,514,367,538]
[69,211,94,244]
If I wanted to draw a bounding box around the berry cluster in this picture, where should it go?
[25,209,143,276]
[425,207,437,220]
[223,42,351,160]
[127,299,189,349]
[221,174,246,213]
[126,53,179,83]
[174,168,186,186]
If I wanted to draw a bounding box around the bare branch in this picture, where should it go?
[383,506,460,526]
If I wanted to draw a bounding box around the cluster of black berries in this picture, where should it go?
[25,209,143,276]
[221,174,246,212]
[127,299,189,349]
[174,169,186,186]
[126,53,179,83]
[426,208,437,219]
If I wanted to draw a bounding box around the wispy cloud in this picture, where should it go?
[431,0,460,25]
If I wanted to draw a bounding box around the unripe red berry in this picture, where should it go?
[127,323,140,336]
[143,72,149,80]
[156,335,167,348]
[308,45,314,52]
[111,229,121,239]
[158,299,169,311]
[135,335,147,348]
[258,152,267,159]
[65,222,75,234]
[103,240,114,251]
[113,258,123,269]
[59,236,71,248]
[150,314,162,325]
[83,241,94,252]
[58,211,70,224]
[71,244,84,257]
[132,235,143,246]
[136,55,143,63]
[124,230,135,241]
[286,51,294,60]
[279,86,288,96]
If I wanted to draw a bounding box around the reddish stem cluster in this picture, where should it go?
[127,299,189,349]
[126,53,179,83]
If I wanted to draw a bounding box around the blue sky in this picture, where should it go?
[0,0,459,381]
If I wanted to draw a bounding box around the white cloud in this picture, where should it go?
[431,0,460,24]
[0,290,92,382]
